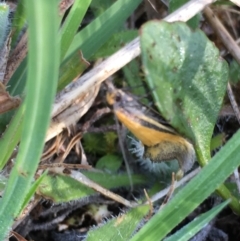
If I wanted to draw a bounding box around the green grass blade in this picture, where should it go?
[165,200,230,241]
[20,171,48,213]
[60,0,91,60]
[0,58,27,132]
[0,104,24,170]
[65,0,141,59]
[0,0,60,239]
[0,3,10,48]
[7,57,27,97]
[58,0,142,90]
[11,1,26,48]
[130,131,240,241]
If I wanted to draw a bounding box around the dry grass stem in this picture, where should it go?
[3,32,28,84]
[46,84,100,141]
[203,7,240,65]
[150,167,201,203]
[227,83,240,124]
[229,0,240,7]
[52,167,136,207]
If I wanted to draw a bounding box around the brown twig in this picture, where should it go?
[227,83,240,125]
[144,189,153,220]
[3,32,28,84]
[160,172,176,209]
[150,168,201,203]
[52,167,136,207]
[203,7,240,64]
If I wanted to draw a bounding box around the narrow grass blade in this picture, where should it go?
[60,0,91,60]
[58,0,142,90]
[0,0,60,239]
[0,58,27,132]
[0,104,24,170]
[11,2,26,48]
[130,131,240,241]
[164,200,230,241]
[0,3,10,48]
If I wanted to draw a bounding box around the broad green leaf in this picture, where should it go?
[130,130,240,241]
[96,154,122,172]
[141,21,228,163]
[0,0,60,239]
[164,200,230,241]
[87,205,149,241]
[38,172,147,203]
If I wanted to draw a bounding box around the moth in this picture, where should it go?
[106,85,196,177]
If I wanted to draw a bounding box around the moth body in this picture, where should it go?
[106,87,196,176]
